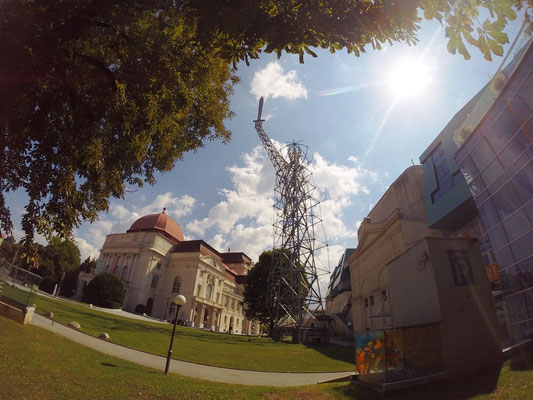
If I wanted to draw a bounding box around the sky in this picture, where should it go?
[5,13,528,286]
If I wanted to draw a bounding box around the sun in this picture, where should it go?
[388,58,432,99]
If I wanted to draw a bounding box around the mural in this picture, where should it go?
[355,323,445,382]
[354,330,401,376]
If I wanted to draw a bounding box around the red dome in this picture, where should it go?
[127,212,184,242]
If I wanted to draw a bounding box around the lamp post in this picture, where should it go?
[164,294,186,375]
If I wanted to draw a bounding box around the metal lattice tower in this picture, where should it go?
[253,97,328,343]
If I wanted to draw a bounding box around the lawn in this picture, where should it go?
[1,316,533,400]
[1,284,354,372]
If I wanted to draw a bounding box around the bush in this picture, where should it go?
[82,273,125,308]
[106,301,122,309]
[39,276,56,294]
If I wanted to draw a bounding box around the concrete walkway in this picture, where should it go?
[30,314,353,387]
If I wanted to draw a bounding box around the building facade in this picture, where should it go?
[325,248,355,337]
[348,166,442,334]
[453,36,533,344]
[77,212,260,335]
[419,82,508,343]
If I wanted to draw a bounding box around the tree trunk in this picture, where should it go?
[56,270,66,297]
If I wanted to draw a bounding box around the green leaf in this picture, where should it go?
[478,35,493,61]
[487,36,504,56]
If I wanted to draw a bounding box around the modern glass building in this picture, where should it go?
[454,30,533,344]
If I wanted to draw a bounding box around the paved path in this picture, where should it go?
[30,314,353,387]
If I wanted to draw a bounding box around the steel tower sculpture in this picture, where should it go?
[253,97,328,343]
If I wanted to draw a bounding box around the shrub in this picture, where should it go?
[106,300,122,309]
[82,273,125,308]
[39,276,56,294]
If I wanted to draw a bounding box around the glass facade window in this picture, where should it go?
[454,45,533,343]
[425,145,460,203]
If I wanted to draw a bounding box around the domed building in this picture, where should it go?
[76,211,260,335]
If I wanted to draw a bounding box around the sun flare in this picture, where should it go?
[388,59,432,99]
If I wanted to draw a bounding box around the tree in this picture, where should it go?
[0,1,238,242]
[0,236,22,264]
[1,0,528,241]
[82,273,125,309]
[80,257,97,273]
[188,0,531,64]
[243,249,303,336]
[38,237,81,295]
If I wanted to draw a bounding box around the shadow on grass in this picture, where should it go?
[510,342,533,371]
[102,362,118,367]
[304,343,354,365]
[328,364,502,400]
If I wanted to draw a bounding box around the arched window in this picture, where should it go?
[121,266,128,281]
[172,276,181,294]
[206,283,213,301]
[151,275,159,289]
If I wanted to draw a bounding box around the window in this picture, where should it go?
[216,292,220,303]
[426,145,462,203]
[206,284,213,301]
[197,284,202,297]
[364,298,369,308]
[381,289,388,301]
[121,266,128,281]
[150,275,159,289]
[370,295,374,306]
[172,276,181,294]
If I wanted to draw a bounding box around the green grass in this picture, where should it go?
[0,280,37,307]
[1,285,354,372]
[2,316,533,400]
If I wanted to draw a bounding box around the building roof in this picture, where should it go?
[171,240,249,279]
[127,212,184,242]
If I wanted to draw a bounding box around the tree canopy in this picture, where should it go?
[39,236,81,295]
[243,249,301,335]
[82,272,125,308]
[1,0,529,242]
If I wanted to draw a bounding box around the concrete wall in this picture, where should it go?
[386,239,441,327]
[350,166,441,334]
[366,166,427,224]
[0,300,35,325]
[387,236,502,378]
[428,237,502,378]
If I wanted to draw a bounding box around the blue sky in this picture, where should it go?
[5,15,527,274]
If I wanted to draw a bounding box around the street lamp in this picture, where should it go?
[164,294,186,375]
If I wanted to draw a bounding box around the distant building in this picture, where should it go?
[325,248,355,338]
[76,212,260,335]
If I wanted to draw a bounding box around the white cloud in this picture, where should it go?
[75,236,100,261]
[186,145,379,262]
[186,146,275,239]
[250,62,308,100]
[75,192,198,262]
[140,192,196,219]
